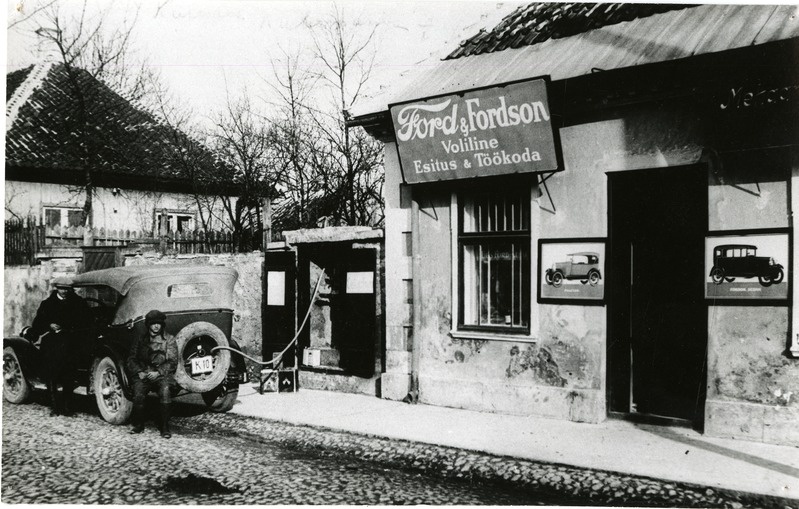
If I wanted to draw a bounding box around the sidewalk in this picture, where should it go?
[227,385,798,501]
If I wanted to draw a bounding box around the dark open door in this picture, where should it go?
[263,250,296,368]
[608,165,708,427]
[332,248,377,377]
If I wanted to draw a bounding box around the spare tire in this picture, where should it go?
[174,322,231,392]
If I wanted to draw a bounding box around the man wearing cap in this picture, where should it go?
[126,310,178,438]
[27,276,89,416]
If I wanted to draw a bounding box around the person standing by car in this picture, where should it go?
[126,310,178,438]
[26,276,89,416]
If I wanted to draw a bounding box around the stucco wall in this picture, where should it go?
[703,146,798,446]
[4,257,82,336]
[5,181,231,232]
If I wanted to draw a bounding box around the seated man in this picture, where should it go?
[27,276,89,416]
[126,310,178,438]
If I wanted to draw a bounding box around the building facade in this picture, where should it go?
[350,4,799,446]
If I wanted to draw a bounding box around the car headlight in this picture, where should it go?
[770,257,776,265]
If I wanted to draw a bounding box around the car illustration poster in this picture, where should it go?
[539,240,605,302]
[705,232,789,300]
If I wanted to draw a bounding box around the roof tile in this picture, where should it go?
[447,2,695,59]
[5,63,218,184]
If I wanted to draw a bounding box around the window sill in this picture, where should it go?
[449,329,537,343]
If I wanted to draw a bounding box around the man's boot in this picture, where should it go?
[160,404,171,439]
[129,406,145,434]
[61,380,75,417]
[47,382,60,416]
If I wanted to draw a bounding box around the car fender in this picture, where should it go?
[3,336,40,382]
[90,344,133,399]
[227,338,246,375]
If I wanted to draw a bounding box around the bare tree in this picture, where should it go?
[24,1,157,231]
[148,78,220,235]
[304,6,385,226]
[210,90,282,250]
[266,50,325,229]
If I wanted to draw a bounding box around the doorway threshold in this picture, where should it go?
[608,411,694,429]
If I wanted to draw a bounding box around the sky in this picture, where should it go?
[5,0,516,126]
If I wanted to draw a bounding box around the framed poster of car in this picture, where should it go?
[538,238,606,304]
[705,229,790,302]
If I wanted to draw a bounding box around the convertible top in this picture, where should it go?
[73,265,239,323]
[73,265,238,295]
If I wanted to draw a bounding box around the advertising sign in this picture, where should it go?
[389,78,560,184]
[704,230,790,302]
[538,238,606,304]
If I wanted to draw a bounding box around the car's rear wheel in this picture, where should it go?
[174,322,231,393]
[710,267,725,284]
[3,347,31,404]
[202,383,239,413]
[94,356,133,424]
[588,271,600,286]
[551,272,563,288]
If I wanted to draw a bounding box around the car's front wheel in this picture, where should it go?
[201,383,239,413]
[710,267,725,284]
[93,356,133,425]
[3,347,31,404]
[551,272,563,288]
[772,268,785,285]
[588,271,600,286]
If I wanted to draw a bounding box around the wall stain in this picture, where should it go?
[505,345,567,387]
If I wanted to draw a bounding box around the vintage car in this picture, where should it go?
[545,252,602,288]
[2,265,248,424]
[709,244,784,287]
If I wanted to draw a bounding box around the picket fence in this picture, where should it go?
[5,217,250,265]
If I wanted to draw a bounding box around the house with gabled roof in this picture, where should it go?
[349,3,799,447]
[5,62,234,240]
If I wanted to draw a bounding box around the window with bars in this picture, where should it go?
[458,189,531,332]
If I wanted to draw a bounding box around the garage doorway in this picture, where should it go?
[608,165,708,427]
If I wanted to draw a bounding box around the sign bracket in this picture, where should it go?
[538,171,558,213]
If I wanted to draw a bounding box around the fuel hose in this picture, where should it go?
[210,268,326,367]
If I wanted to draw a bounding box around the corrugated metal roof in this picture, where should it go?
[350,4,799,120]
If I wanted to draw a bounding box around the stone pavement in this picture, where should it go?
[217,385,799,502]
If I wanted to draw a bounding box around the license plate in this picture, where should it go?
[191,356,213,375]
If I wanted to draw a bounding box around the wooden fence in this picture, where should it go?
[5,217,44,266]
[5,217,260,265]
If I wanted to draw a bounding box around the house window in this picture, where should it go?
[459,189,531,331]
[156,212,194,234]
[44,207,82,229]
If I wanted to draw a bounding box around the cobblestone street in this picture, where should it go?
[2,395,795,507]
[2,396,575,505]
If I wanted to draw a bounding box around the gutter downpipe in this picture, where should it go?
[408,193,422,402]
